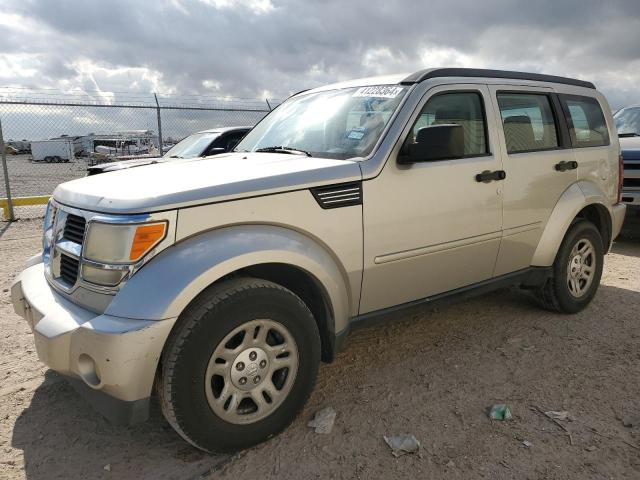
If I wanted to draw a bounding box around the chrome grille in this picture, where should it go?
[63,214,86,244]
[59,254,80,286]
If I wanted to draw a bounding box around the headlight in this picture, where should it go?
[83,221,167,264]
[81,220,167,286]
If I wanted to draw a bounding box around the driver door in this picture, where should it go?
[360,84,504,314]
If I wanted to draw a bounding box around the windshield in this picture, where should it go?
[614,107,640,136]
[235,85,408,160]
[164,132,220,158]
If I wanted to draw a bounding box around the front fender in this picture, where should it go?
[531,181,611,266]
[105,225,351,334]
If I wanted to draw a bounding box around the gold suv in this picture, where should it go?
[12,68,626,452]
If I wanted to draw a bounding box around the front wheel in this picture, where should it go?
[158,278,321,452]
[537,220,604,313]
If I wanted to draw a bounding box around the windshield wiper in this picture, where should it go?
[618,132,640,137]
[255,146,312,157]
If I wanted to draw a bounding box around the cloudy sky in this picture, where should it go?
[1,0,640,109]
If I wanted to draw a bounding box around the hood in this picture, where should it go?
[87,156,164,175]
[55,152,361,214]
[620,136,640,161]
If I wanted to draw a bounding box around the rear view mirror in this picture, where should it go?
[399,124,464,164]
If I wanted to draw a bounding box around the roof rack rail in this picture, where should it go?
[401,68,595,89]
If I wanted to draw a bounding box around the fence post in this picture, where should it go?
[0,115,15,222]
[154,93,163,155]
[265,99,272,111]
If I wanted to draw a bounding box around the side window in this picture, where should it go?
[222,132,246,151]
[209,132,244,153]
[409,91,488,158]
[560,95,610,147]
[497,93,558,153]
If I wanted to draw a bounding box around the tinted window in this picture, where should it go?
[409,92,488,157]
[560,95,609,147]
[497,93,558,153]
[164,132,221,158]
[210,131,247,152]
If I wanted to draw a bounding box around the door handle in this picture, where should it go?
[475,170,506,183]
[554,160,578,172]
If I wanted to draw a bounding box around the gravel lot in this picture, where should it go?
[1,212,639,479]
[0,154,87,199]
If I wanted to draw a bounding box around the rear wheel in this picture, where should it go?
[537,220,604,313]
[158,277,321,452]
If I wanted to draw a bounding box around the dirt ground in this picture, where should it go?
[1,212,639,480]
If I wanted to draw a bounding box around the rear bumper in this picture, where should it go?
[11,262,176,424]
[611,202,627,243]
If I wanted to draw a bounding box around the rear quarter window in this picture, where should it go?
[560,95,610,148]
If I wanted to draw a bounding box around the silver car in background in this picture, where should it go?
[87,126,250,175]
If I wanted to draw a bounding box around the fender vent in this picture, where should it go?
[310,182,362,209]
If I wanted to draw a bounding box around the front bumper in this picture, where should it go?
[11,261,176,424]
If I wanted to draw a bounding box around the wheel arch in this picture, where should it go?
[531,181,613,266]
[106,225,352,362]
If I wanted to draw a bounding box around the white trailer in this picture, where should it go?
[31,139,75,163]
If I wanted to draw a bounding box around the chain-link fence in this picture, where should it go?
[0,89,279,220]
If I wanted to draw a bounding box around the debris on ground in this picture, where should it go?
[383,434,421,457]
[489,404,513,421]
[622,415,639,428]
[103,464,111,472]
[545,410,573,421]
[307,407,336,434]
[522,440,533,448]
[585,445,598,452]
[530,406,573,445]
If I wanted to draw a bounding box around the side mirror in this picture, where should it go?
[399,124,464,164]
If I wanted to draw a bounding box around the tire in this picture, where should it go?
[537,220,604,313]
[158,277,321,452]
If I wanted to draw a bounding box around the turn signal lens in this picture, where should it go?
[129,223,167,261]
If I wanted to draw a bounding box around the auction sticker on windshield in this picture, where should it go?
[352,86,404,98]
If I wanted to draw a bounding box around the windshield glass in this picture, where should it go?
[614,107,640,136]
[164,132,220,158]
[235,85,408,160]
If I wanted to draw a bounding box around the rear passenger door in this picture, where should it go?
[488,86,577,275]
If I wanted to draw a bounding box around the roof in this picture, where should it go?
[401,68,595,89]
[303,68,595,95]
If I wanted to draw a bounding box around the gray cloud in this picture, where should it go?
[1,0,640,108]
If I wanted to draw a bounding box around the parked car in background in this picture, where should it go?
[614,106,640,208]
[12,68,625,452]
[87,126,251,175]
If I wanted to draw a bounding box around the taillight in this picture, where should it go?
[618,153,624,203]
